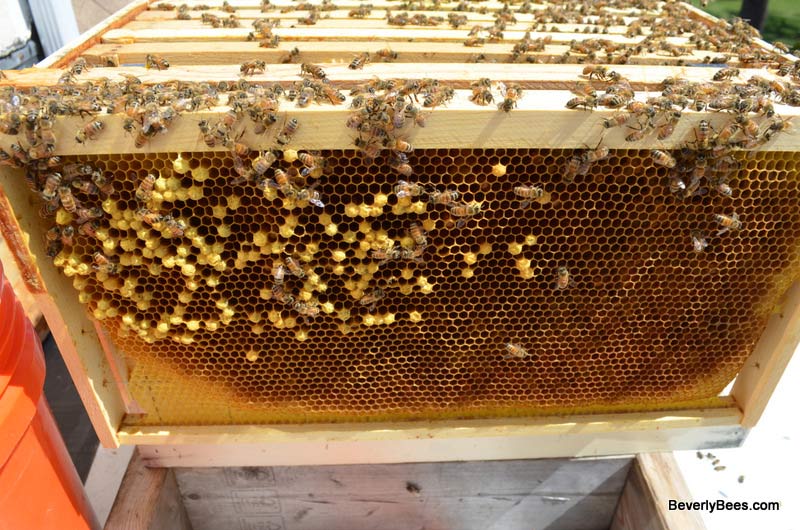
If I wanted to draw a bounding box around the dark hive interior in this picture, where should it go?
[50,147,800,425]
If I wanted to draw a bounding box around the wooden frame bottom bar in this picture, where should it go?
[121,406,745,467]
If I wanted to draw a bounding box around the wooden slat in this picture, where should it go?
[174,458,632,530]
[137,7,642,26]
[121,406,745,466]
[100,26,691,45]
[1,89,797,156]
[611,453,706,530]
[104,449,192,530]
[1,62,783,89]
[0,238,44,333]
[732,281,800,427]
[0,168,125,447]
[80,41,720,67]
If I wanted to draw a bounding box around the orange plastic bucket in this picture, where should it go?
[0,261,99,530]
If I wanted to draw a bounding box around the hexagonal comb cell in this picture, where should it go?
[47,148,800,425]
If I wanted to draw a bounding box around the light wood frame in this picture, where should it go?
[1,0,798,461]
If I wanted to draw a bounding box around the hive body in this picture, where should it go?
[1,0,800,443]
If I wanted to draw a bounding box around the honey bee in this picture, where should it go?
[349,52,370,70]
[240,60,266,76]
[284,254,306,278]
[59,224,76,246]
[75,206,103,225]
[497,82,522,112]
[566,95,597,110]
[298,151,327,173]
[393,139,413,153]
[293,299,320,320]
[449,202,481,227]
[464,37,485,47]
[271,284,295,306]
[136,173,157,202]
[272,262,286,285]
[135,207,162,226]
[78,220,100,239]
[691,231,709,252]
[145,54,170,70]
[92,252,119,275]
[428,188,460,205]
[409,222,427,248]
[563,155,585,183]
[276,117,299,145]
[394,180,426,198]
[514,185,544,208]
[161,216,185,238]
[359,287,385,312]
[603,111,630,129]
[251,150,277,176]
[390,158,413,177]
[375,48,398,61]
[668,173,686,197]
[469,86,493,106]
[715,212,741,235]
[58,185,78,213]
[101,53,120,67]
[651,150,676,168]
[40,172,62,201]
[300,63,326,79]
[504,342,530,359]
[582,65,615,81]
[71,178,100,196]
[75,120,104,143]
[555,266,572,290]
[712,67,739,81]
[295,182,324,207]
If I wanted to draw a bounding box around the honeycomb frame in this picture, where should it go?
[1,0,799,455]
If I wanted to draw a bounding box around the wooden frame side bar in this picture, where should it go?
[0,169,125,447]
[733,281,800,427]
[121,406,745,466]
[611,452,706,530]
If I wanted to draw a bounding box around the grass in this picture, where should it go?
[686,0,800,50]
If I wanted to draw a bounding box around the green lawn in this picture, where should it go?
[686,0,800,50]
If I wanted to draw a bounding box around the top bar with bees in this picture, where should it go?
[1,0,799,156]
[1,0,800,455]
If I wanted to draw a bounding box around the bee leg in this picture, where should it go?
[518,200,531,209]
[717,227,729,236]
[456,219,467,229]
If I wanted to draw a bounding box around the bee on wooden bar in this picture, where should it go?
[145,54,169,70]
[514,185,544,208]
[714,212,741,235]
[469,79,493,106]
[375,48,398,61]
[300,63,326,79]
[240,60,266,76]
[349,52,370,70]
[280,47,300,64]
[651,150,676,168]
[276,117,299,145]
[136,173,157,202]
[93,252,119,275]
[75,120,104,144]
[497,82,522,112]
[393,138,413,153]
[713,67,739,81]
[691,231,709,252]
[566,95,597,111]
[69,57,89,76]
[504,342,530,359]
[582,65,616,81]
[464,37,486,47]
[555,266,573,290]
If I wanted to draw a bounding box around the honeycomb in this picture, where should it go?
[47,147,800,426]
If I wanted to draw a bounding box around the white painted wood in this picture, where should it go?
[124,408,746,467]
[0,0,31,56]
[174,458,633,530]
[85,444,136,527]
[27,0,79,56]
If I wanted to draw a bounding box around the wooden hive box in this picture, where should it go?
[1,0,800,466]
